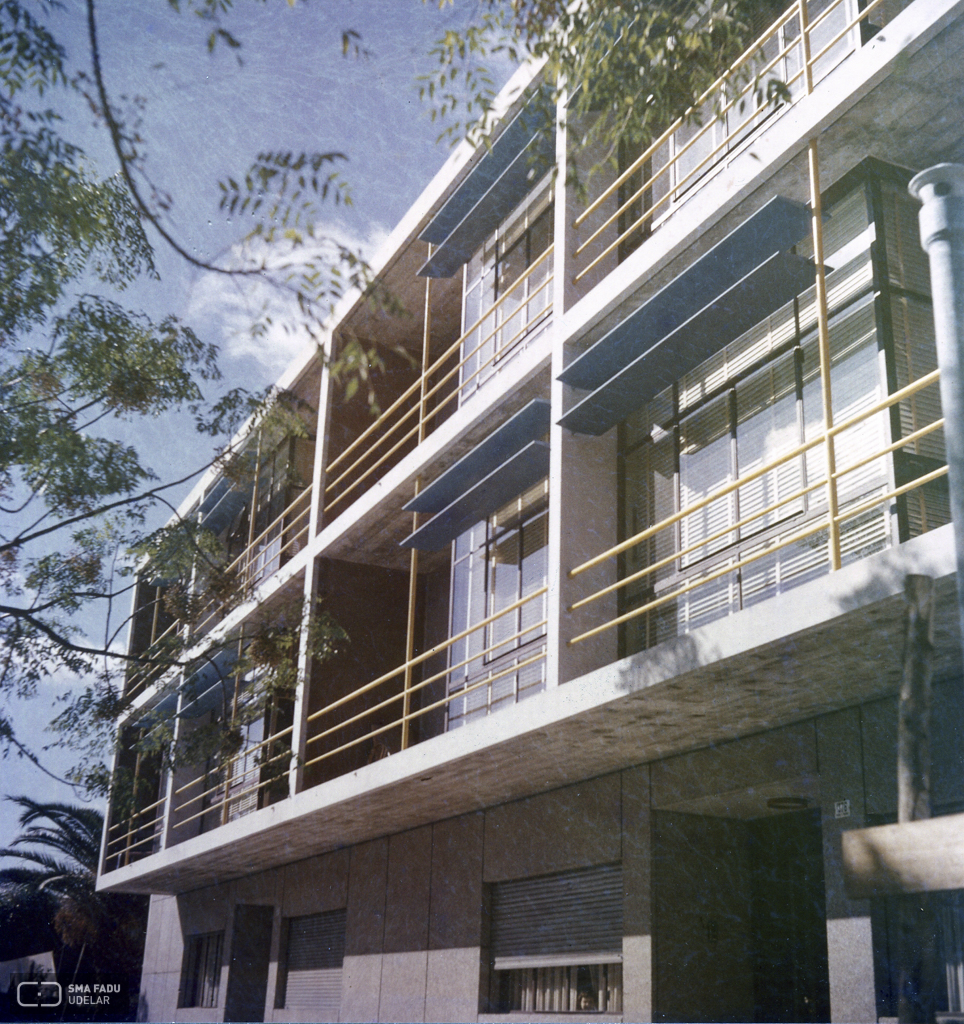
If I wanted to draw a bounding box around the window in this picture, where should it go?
[275,909,346,1018]
[448,480,548,729]
[180,931,223,1009]
[461,180,553,402]
[489,865,623,1014]
[618,177,936,653]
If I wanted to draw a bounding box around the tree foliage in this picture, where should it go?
[0,0,795,801]
[0,796,147,983]
[423,0,787,181]
[0,0,373,793]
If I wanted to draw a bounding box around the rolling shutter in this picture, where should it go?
[491,864,623,969]
[283,909,346,1016]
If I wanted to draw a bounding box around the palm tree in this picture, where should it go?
[0,796,147,985]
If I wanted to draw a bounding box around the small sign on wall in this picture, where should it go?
[835,799,852,819]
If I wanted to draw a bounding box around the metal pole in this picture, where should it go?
[909,164,964,648]
[401,250,434,750]
[896,587,939,1024]
[809,139,842,570]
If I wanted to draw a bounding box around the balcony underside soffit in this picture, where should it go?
[100,529,959,896]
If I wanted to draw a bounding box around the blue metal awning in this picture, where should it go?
[418,101,554,279]
[559,251,823,435]
[401,441,550,551]
[559,195,813,393]
[200,487,247,537]
[179,648,240,719]
[404,399,551,515]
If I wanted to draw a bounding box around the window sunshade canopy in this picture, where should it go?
[418,101,554,279]
[559,195,813,394]
[401,399,550,551]
[560,251,823,435]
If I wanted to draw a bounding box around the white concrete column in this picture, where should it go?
[909,164,964,646]
[546,90,569,693]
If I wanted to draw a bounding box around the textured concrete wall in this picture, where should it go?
[140,705,912,1024]
[817,707,877,1023]
[483,772,622,882]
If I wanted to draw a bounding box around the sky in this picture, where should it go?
[0,0,510,846]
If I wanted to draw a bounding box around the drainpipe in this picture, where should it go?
[909,164,964,648]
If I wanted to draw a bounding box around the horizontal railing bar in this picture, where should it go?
[570,370,941,579]
[574,0,884,282]
[173,724,293,797]
[171,761,288,831]
[570,456,947,648]
[569,476,826,611]
[569,413,946,612]
[323,255,553,508]
[304,619,548,747]
[409,648,548,726]
[305,586,548,724]
[569,517,828,645]
[806,0,887,71]
[574,2,800,228]
[172,744,292,824]
[301,649,547,772]
[106,795,167,833]
[106,829,162,860]
[831,466,949,526]
[575,33,801,260]
[105,813,164,849]
[324,378,425,476]
[325,247,552,486]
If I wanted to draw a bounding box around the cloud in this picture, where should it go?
[184,219,390,380]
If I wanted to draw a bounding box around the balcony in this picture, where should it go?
[570,0,913,292]
[322,245,554,520]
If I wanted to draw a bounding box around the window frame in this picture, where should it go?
[179,930,224,1009]
[447,480,549,729]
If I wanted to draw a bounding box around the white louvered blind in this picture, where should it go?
[491,863,623,968]
[283,909,346,1017]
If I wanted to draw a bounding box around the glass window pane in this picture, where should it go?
[679,394,734,562]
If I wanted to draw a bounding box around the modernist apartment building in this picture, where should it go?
[97,0,964,1020]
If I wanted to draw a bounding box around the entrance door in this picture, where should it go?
[654,806,830,1022]
[749,808,830,1022]
[223,904,274,1023]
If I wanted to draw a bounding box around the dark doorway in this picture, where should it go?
[224,904,274,1022]
[654,807,830,1022]
[749,808,831,1022]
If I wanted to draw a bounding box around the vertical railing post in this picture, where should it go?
[909,164,964,648]
[401,246,434,751]
[799,0,814,95]
[808,139,842,570]
[419,244,432,436]
[401,531,419,752]
[245,428,264,596]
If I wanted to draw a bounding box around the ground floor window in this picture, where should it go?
[276,908,346,1017]
[179,931,223,1009]
[489,864,623,1014]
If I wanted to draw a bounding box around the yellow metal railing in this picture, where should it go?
[103,795,166,870]
[171,723,294,831]
[123,486,312,702]
[573,0,896,283]
[301,587,548,771]
[323,248,554,515]
[193,485,312,636]
[124,617,181,701]
[568,370,945,646]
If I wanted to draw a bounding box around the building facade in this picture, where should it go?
[97,1,964,1020]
